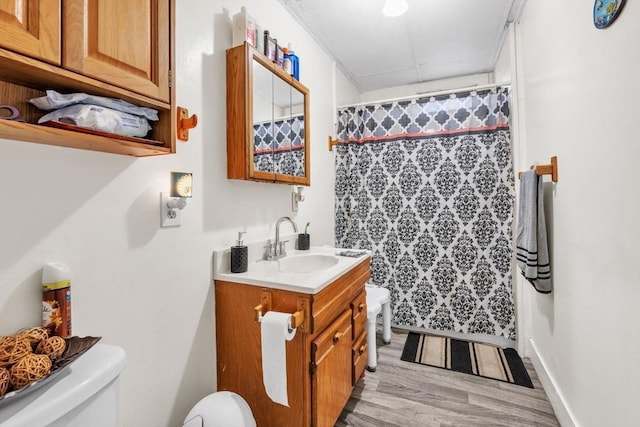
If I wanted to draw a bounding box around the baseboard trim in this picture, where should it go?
[528,338,579,427]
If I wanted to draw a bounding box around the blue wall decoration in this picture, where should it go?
[594,0,625,29]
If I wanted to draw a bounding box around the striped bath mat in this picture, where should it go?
[400,332,533,388]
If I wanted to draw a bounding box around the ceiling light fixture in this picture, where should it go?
[383,0,408,17]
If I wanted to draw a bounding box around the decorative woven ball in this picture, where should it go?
[35,336,66,361]
[9,354,51,390]
[16,327,49,349]
[0,367,10,396]
[0,335,32,368]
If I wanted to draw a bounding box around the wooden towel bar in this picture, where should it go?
[518,155,558,182]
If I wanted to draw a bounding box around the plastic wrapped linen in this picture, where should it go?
[30,90,159,121]
[37,104,152,138]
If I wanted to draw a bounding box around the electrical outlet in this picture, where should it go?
[160,193,181,227]
[292,191,299,211]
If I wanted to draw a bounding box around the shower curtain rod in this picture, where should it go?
[337,82,511,110]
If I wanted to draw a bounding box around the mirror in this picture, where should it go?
[251,54,308,180]
[252,60,274,173]
[289,86,306,177]
[271,72,291,176]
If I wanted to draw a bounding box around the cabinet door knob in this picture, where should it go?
[332,331,343,344]
[359,345,366,355]
[358,303,365,312]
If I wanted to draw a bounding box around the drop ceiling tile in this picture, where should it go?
[355,67,421,93]
[279,0,523,92]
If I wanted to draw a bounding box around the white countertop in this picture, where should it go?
[213,244,370,294]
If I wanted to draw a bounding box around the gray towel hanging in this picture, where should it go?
[516,169,551,293]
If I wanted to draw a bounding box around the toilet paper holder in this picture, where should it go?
[254,292,308,333]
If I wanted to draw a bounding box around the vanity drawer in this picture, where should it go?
[312,309,352,362]
[352,331,367,385]
[350,290,367,341]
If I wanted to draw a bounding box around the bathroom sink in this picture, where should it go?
[278,254,339,273]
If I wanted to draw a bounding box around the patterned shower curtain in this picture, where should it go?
[254,115,305,176]
[334,87,516,340]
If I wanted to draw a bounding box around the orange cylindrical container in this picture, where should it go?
[42,262,72,338]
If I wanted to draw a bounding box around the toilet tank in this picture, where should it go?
[0,343,126,427]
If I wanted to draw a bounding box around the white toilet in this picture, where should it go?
[183,391,256,427]
[0,343,126,427]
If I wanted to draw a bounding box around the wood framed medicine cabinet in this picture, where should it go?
[227,42,310,185]
[0,0,178,157]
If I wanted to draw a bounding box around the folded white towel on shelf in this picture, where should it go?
[516,169,552,293]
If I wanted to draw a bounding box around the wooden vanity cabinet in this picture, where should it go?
[0,0,177,157]
[215,257,370,427]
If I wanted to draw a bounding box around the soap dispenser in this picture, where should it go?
[230,231,248,273]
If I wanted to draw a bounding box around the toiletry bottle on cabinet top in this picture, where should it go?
[275,40,284,68]
[264,30,276,61]
[231,232,248,273]
[255,24,263,53]
[283,46,292,75]
[286,43,300,80]
[232,6,257,47]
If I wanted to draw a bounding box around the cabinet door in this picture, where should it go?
[273,74,309,185]
[62,0,170,102]
[251,56,276,180]
[0,0,60,64]
[311,310,353,427]
[272,73,292,178]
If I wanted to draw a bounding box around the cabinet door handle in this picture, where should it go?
[358,303,365,312]
[359,345,366,355]
[332,331,343,344]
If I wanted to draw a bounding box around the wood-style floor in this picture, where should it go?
[337,328,559,427]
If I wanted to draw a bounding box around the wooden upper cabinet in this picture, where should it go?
[62,0,170,102]
[0,0,61,65]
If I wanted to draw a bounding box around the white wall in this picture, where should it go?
[0,1,357,426]
[493,25,511,85]
[514,1,640,426]
[335,66,361,108]
[357,73,493,105]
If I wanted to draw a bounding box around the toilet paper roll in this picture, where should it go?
[261,311,296,407]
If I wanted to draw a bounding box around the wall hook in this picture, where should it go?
[177,106,198,141]
[328,135,338,151]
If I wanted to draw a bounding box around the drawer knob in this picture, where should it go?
[358,303,365,312]
[359,345,366,355]
[332,331,343,344]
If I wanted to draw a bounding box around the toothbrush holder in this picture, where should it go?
[297,233,310,250]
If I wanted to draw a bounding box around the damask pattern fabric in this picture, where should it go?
[334,88,516,340]
[254,115,305,176]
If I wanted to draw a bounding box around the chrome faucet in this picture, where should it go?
[265,216,298,260]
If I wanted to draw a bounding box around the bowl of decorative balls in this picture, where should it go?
[0,327,100,405]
